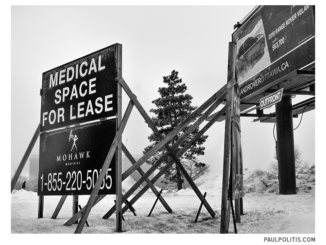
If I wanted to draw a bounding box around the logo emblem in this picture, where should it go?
[69,130,78,151]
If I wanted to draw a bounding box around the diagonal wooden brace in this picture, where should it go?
[73,100,133,233]
[122,143,172,213]
[64,195,106,226]
[51,195,68,219]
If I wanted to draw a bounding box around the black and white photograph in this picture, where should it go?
[7,1,323,244]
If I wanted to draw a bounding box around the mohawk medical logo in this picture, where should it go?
[69,130,78,151]
[56,130,91,166]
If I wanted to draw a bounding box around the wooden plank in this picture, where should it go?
[73,195,79,224]
[239,141,244,215]
[148,189,163,217]
[38,195,44,218]
[115,43,123,232]
[73,98,133,233]
[122,143,172,213]
[220,42,236,234]
[51,195,67,219]
[11,124,40,192]
[64,195,105,226]
[119,77,236,179]
[194,192,207,222]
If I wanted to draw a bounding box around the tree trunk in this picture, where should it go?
[176,166,183,190]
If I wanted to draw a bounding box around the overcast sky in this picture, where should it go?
[11,5,316,178]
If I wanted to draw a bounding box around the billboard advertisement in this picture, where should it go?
[40,44,119,132]
[38,119,116,196]
[233,6,315,100]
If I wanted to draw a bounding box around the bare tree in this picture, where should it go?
[269,145,308,175]
[182,158,210,181]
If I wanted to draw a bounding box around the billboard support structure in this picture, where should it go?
[12,43,240,234]
[275,96,296,194]
[220,42,244,234]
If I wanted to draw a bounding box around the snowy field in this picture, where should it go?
[11,169,315,234]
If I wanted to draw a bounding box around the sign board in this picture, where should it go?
[40,44,119,132]
[233,6,315,99]
[259,88,283,110]
[38,119,116,196]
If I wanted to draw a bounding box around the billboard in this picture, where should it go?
[40,44,119,132]
[233,6,315,100]
[38,119,116,196]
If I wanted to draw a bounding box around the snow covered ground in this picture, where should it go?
[11,170,315,234]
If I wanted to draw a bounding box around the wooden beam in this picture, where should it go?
[73,99,133,233]
[220,42,236,233]
[38,195,44,218]
[64,195,106,226]
[51,195,67,219]
[122,143,172,213]
[11,124,40,192]
[115,43,123,232]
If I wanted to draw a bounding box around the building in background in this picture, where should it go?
[29,154,39,181]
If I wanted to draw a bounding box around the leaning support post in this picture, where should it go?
[148,189,163,217]
[64,195,105,226]
[11,124,40,192]
[220,42,237,233]
[230,200,237,234]
[51,195,68,219]
[125,200,137,216]
[78,205,89,227]
[115,43,123,232]
[194,192,207,222]
[73,97,133,233]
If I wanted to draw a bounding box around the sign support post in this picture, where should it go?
[51,195,67,219]
[220,42,236,233]
[73,195,79,224]
[275,95,296,194]
[115,44,123,232]
[38,195,44,218]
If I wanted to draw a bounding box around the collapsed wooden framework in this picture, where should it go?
[11,42,243,234]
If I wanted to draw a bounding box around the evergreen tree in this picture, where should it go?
[143,70,208,190]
